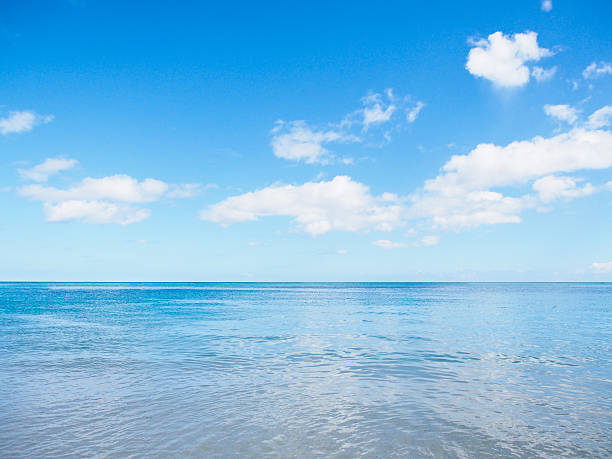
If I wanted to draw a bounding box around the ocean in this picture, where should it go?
[0,282,610,457]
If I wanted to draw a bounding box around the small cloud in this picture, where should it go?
[0,110,53,135]
[416,235,440,247]
[362,94,396,130]
[586,105,612,129]
[336,249,348,255]
[18,157,78,182]
[167,183,216,198]
[544,104,579,124]
[532,66,557,82]
[541,0,552,12]
[591,261,612,273]
[466,31,553,87]
[406,101,425,123]
[271,90,424,164]
[271,120,358,164]
[373,239,408,249]
[583,62,612,80]
[248,241,262,247]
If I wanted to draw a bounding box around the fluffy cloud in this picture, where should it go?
[586,106,612,129]
[43,200,151,225]
[18,158,77,182]
[544,104,579,124]
[466,31,553,87]
[424,128,612,191]
[410,189,527,229]
[200,175,403,236]
[208,108,612,236]
[409,108,612,229]
[0,110,53,135]
[541,0,552,12]
[583,62,612,79]
[18,173,196,224]
[271,90,423,163]
[20,175,168,203]
[353,90,424,129]
[532,175,595,202]
[591,261,612,273]
[532,66,557,82]
[270,121,356,164]
[361,92,396,130]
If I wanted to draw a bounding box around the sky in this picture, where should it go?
[1,0,611,281]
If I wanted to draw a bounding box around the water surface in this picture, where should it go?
[0,282,610,457]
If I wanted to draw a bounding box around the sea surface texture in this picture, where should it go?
[0,282,610,458]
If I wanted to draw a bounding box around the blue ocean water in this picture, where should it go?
[0,283,610,457]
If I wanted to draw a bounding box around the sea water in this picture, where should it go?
[0,282,610,457]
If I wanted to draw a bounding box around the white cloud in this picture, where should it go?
[532,175,595,202]
[336,249,348,255]
[0,110,53,135]
[373,239,408,249]
[271,90,423,163]
[354,89,424,129]
[208,108,612,236]
[583,62,612,79]
[544,104,579,124]
[586,106,612,129]
[407,101,425,123]
[591,261,612,273]
[270,120,356,164]
[417,235,440,246]
[18,157,77,182]
[167,183,215,198]
[20,174,169,203]
[466,31,553,87]
[532,66,557,82]
[424,127,612,191]
[43,200,151,225]
[409,108,612,229]
[200,175,403,236]
[17,174,191,225]
[410,189,528,229]
[541,0,552,12]
[362,94,396,130]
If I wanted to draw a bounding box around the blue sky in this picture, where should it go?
[1,0,611,281]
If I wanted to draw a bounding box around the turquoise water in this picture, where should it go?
[0,282,610,457]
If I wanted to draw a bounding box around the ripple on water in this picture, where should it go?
[0,282,610,457]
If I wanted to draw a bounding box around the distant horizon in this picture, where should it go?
[3,280,611,284]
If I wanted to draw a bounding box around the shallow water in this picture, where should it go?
[0,282,610,457]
